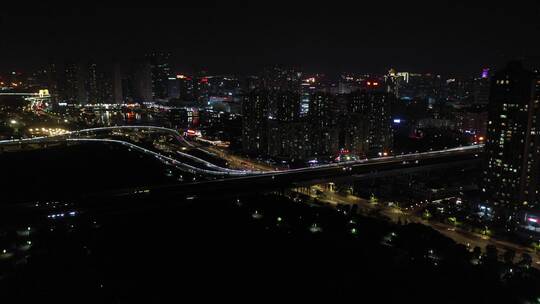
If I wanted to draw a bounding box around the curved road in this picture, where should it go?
[0,125,483,177]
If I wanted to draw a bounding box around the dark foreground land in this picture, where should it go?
[0,144,539,303]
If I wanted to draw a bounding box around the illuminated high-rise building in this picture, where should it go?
[167,76,181,99]
[86,62,99,103]
[112,62,123,103]
[338,113,369,157]
[348,90,393,156]
[242,89,270,155]
[273,90,301,122]
[194,75,211,105]
[46,61,59,102]
[132,60,153,102]
[176,74,195,101]
[473,71,491,105]
[146,52,171,100]
[85,61,113,104]
[300,78,317,116]
[309,92,339,156]
[484,62,540,211]
[58,61,84,104]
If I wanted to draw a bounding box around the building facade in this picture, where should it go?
[484,62,540,212]
[348,90,393,156]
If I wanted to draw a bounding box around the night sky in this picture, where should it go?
[1,2,540,76]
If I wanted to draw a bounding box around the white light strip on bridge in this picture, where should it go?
[65,138,253,177]
[70,125,194,147]
[0,93,39,96]
[0,125,484,176]
[0,125,194,147]
[175,150,245,173]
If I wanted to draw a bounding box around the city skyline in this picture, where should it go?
[3,5,540,302]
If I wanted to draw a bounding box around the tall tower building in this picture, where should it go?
[46,61,59,102]
[85,61,112,104]
[146,52,171,100]
[348,90,393,156]
[242,89,270,155]
[300,77,318,117]
[473,76,491,105]
[176,74,194,101]
[167,77,181,100]
[112,62,123,104]
[56,61,84,104]
[86,62,99,103]
[194,76,211,105]
[309,92,339,156]
[338,113,369,157]
[484,62,540,211]
[132,60,153,102]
